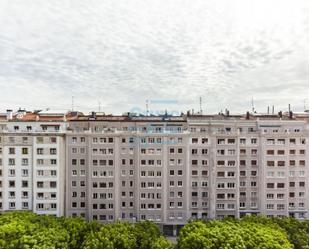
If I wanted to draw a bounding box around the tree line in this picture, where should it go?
[1,212,309,248]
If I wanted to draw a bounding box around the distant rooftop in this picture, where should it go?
[1,108,309,122]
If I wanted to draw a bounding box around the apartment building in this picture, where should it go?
[66,115,189,226]
[1,109,309,235]
[0,109,68,216]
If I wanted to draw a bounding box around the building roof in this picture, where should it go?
[2,109,309,122]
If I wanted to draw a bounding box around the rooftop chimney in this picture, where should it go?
[278,111,283,118]
[225,109,230,117]
[91,112,96,119]
[6,109,13,120]
[288,104,293,119]
[246,111,250,120]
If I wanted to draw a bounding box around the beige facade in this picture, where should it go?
[65,112,309,234]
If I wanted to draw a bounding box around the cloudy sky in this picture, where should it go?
[0,0,308,115]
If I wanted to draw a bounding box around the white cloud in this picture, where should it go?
[0,0,308,114]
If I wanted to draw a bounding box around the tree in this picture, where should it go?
[177,220,293,249]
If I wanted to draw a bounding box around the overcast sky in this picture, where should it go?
[0,0,308,115]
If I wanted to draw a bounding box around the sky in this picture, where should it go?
[0,0,308,115]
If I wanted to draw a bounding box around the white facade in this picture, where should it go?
[0,117,67,216]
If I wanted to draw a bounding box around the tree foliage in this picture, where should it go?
[3,212,309,249]
[0,212,172,249]
[178,219,293,249]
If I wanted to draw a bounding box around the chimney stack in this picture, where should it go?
[6,109,13,120]
[278,111,283,118]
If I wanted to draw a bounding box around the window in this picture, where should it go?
[240,160,246,166]
[50,181,57,188]
[217,183,224,188]
[50,148,57,155]
[267,139,275,145]
[278,139,285,145]
[192,170,198,176]
[20,180,28,188]
[21,202,28,209]
[278,161,285,167]
[267,161,275,167]
[217,172,224,177]
[267,183,274,188]
[191,149,198,155]
[217,139,225,145]
[217,149,225,155]
[277,204,285,210]
[22,169,28,176]
[227,172,235,177]
[49,137,57,144]
[37,148,44,155]
[267,204,274,210]
[290,160,296,166]
[9,158,15,166]
[202,138,208,144]
[251,171,257,176]
[267,193,274,199]
[267,150,274,155]
[36,137,45,144]
[192,138,198,144]
[277,183,285,188]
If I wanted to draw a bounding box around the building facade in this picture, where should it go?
[1,109,309,235]
[0,110,67,216]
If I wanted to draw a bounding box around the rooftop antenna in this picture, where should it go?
[199,97,203,114]
[272,105,275,115]
[98,101,101,112]
[146,99,149,116]
[251,97,255,113]
[71,96,74,111]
